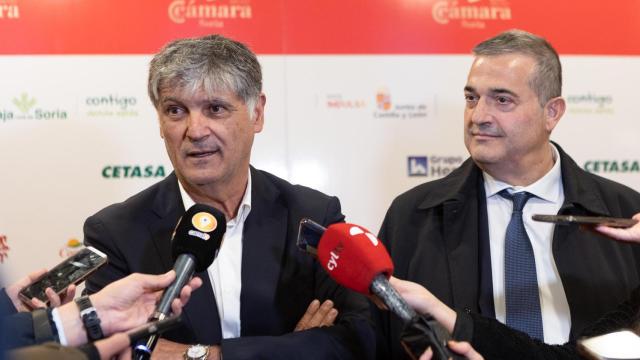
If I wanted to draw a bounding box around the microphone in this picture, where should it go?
[135,204,226,360]
[309,220,457,360]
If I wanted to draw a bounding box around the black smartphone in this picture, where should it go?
[128,315,183,344]
[296,218,327,255]
[532,214,638,228]
[19,246,108,304]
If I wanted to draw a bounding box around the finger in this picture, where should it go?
[419,346,433,360]
[45,287,62,307]
[448,341,484,360]
[134,270,177,292]
[294,299,320,331]
[29,297,47,309]
[172,285,195,315]
[188,276,203,292]
[27,268,48,282]
[307,300,334,327]
[94,333,131,360]
[116,345,132,360]
[321,308,338,327]
[61,284,76,305]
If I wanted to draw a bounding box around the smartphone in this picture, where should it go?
[19,246,108,304]
[128,315,183,344]
[532,214,638,228]
[296,218,327,255]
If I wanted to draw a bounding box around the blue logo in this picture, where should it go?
[408,156,428,176]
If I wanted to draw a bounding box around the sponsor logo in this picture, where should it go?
[0,234,8,263]
[0,0,19,19]
[567,93,614,115]
[0,93,69,122]
[192,212,217,233]
[432,0,512,29]
[584,160,640,173]
[408,155,464,177]
[84,95,139,117]
[325,94,367,109]
[59,238,83,258]
[168,0,252,28]
[101,165,166,179]
[374,88,428,120]
[188,229,211,240]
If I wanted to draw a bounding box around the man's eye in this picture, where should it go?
[166,106,184,116]
[496,96,512,104]
[464,94,477,102]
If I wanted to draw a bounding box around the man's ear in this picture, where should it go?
[252,93,266,133]
[544,96,565,132]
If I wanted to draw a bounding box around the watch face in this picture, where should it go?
[187,345,207,358]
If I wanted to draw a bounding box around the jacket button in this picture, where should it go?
[464,307,472,314]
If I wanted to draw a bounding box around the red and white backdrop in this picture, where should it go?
[1,0,640,280]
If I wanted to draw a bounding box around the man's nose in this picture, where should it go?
[469,97,493,125]
[186,112,210,141]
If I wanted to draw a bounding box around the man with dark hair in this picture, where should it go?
[376,29,640,359]
[83,35,374,360]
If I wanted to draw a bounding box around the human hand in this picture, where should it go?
[5,268,76,311]
[92,271,203,336]
[294,299,338,331]
[93,333,131,360]
[595,213,640,244]
[420,341,484,360]
[389,277,457,333]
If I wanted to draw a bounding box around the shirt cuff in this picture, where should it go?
[51,308,69,346]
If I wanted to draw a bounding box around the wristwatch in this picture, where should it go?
[184,344,210,360]
[74,296,104,341]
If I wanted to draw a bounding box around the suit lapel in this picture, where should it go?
[240,168,288,336]
[148,172,222,344]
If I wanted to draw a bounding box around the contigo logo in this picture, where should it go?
[168,0,252,27]
[0,1,19,20]
[432,0,512,29]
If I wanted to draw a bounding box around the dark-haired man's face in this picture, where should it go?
[463,53,556,182]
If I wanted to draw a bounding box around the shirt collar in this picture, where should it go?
[178,170,253,223]
[483,143,562,203]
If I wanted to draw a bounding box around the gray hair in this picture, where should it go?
[473,29,561,106]
[148,34,262,112]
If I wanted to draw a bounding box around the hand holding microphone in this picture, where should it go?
[299,219,459,360]
[135,204,226,360]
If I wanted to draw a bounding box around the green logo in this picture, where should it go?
[584,160,640,173]
[102,165,166,179]
[12,93,36,114]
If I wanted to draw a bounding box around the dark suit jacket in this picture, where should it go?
[451,286,640,360]
[84,167,375,360]
[376,144,640,359]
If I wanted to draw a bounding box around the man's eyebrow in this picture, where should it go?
[463,85,475,93]
[489,88,519,98]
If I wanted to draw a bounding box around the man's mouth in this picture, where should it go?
[187,149,219,158]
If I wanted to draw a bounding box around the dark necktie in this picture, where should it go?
[499,190,544,341]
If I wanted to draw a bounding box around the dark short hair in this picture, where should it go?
[148,34,262,110]
[473,29,561,106]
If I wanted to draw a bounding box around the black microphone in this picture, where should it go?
[135,204,226,360]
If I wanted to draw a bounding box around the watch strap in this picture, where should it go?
[75,296,104,341]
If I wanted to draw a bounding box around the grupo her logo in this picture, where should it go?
[168,0,252,28]
[408,155,464,178]
[432,0,512,29]
[102,165,166,179]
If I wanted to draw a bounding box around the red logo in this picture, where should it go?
[0,234,9,263]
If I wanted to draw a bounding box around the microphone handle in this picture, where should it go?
[370,273,417,322]
[134,254,196,360]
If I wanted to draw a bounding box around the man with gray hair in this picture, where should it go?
[83,34,375,360]
[375,29,640,359]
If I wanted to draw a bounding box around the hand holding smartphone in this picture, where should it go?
[19,246,108,305]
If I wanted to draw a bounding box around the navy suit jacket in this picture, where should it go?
[84,167,375,360]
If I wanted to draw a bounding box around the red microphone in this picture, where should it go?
[317,223,394,295]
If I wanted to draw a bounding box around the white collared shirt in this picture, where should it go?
[179,171,252,339]
[483,144,571,344]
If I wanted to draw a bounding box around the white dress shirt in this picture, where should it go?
[483,144,571,344]
[179,171,252,339]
